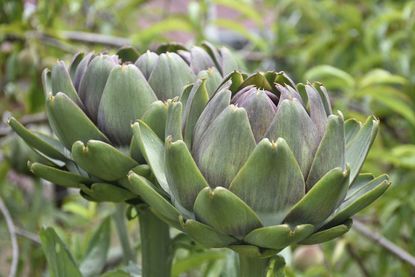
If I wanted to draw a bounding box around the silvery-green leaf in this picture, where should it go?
[72,140,138,181]
[312,84,332,115]
[182,79,209,147]
[81,183,135,202]
[197,68,222,97]
[325,175,390,227]
[193,89,231,148]
[300,219,352,245]
[193,106,256,188]
[229,245,277,258]
[219,47,240,75]
[306,114,345,190]
[98,64,157,145]
[244,224,314,250]
[346,116,379,183]
[233,88,277,142]
[194,187,263,239]
[201,41,222,69]
[69,52,84,82]
[180,217,237,248]
[345,119,361,144]
[128,172,180,224]
[51,61,82,105]
[190,46,216,73]
[165,139,208,211]
[8,117,66,160]
[346,173,374,197]
[230,138,305,225]
[305,85,328,138]
[29,162,90,188]
[135,51,159,79]
[266,99,319,177]
[284,167,349,225]
[165,100,183,141]
[46,93,109,149]
[276,84,303,103]
[78,54,118,121]
[141,100,168,140]
[132,121,169,193]
[148,52,195,100]
[73,52,95,91]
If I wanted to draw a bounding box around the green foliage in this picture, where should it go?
[1,0,415,276]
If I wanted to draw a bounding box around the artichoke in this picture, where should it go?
[129,70,390,256]
[8,43,239,203]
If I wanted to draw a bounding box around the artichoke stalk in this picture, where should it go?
[129,70,390,275]
[8,43,240,277]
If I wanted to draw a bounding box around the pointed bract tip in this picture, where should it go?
[6,116,15,125]
[127,170,135,181]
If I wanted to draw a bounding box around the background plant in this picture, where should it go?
[1,0,415,276]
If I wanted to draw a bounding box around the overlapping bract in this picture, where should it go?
[130,70,390,256]
[9,43,239,203]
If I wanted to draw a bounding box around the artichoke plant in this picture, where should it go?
[9,43,239,202]
[129,70,390,275]
[8,43,240,277]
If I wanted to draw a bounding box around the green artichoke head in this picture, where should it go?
[131,70,390,257]
[9,44,239,203]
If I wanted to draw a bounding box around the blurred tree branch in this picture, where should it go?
[0,196,19,277]
[353,219,415,268]
[59,31,131,48]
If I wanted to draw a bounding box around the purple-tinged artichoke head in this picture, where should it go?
[130,71,390,256]
[9,45,239,203]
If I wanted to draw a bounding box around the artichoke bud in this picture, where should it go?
[232,86,278,142]
[148,52,196,101]
[190,46,216,74]
[129,69,389,253]
[135,50,159,80]
[78,54,119,121]
[98,64,157,145]
[72,52,95,91]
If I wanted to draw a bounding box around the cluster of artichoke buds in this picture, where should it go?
[9,43,239,202]
[9,43,389,257]
[128,70,390,257]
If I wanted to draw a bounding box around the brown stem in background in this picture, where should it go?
[0,196,19,277]
[353,219,415,268]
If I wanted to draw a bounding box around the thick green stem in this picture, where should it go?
[137,206,172,277]
[239,254,286,277]
[113,204,136,263]
[239,255,270,277]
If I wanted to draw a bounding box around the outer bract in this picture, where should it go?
[9,44,240,203]
[131,70,390,256]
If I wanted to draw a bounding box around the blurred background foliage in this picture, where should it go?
[1,0,415,276]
